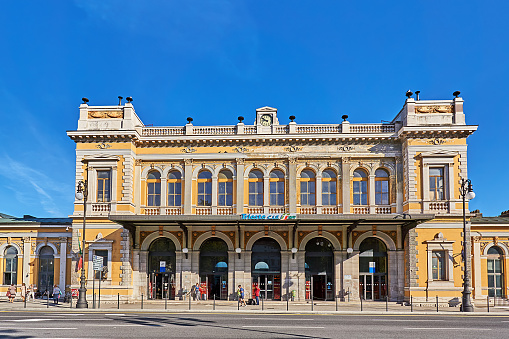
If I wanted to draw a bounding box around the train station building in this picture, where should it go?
[62,93,491,304]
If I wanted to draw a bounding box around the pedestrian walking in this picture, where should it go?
[27,284,35,301]
[7,284,16,303]
[191,283,197,301]
[237,285,246,307]
[20,283,26,302]
[195,283,201,302]
[254,284,261,305]
[52,285,62,305]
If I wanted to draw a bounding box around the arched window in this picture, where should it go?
[300,169,316,206]
[322,169,337,206]
[353,169,368,205]
[375,169,389,205]
[197,171,212,206]
[269,170,285,206]
[4,246,17,285]
[249,170,264,206]
[147,171,161,206]
[359,237,388,300]
[488,246,504,297]
[218,170,233,206]
[167,171,182,207]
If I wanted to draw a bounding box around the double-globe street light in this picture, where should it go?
[75,180,89,308]
[460,178,475,312]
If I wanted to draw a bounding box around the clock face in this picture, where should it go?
[260,114,272,126]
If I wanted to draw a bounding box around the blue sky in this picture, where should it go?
[0,1,506,217]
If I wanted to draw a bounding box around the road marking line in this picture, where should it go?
[243,318,314,321]
[0,318,112,322]
[105,313,126,316]
[87,324,149,327]
[0,327,78,330]
[371,319,444,322]
[243,326,324,329]
[406,328,491,330]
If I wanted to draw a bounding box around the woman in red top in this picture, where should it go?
[254,285,261,305]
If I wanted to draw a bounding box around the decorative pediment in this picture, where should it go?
[417,150,458,158]
[256,106,277,112]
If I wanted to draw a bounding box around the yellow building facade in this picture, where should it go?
[63,93,503,306]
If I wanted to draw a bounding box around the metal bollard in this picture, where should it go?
[262,295,264,311]
[47,293,49,308]
[118,293,120,309]
[411,296,413,312]
[188,293,191,310]
[237,297,240,311]
[213,294,215,311]
[386,295,388,312]
[70,296,72,309]
[24,295,26,308]
[335,295,338,311]
[348,287,350,302]
[165,294,167,310]
[436,296,439,312]
[360,296,363,311]
[487,297,490,313]
[141,294,144,309]
[287,293,289,311]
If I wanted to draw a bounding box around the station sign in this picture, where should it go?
[92,255,103,271]
[240,213,297,220]
[160,261,166,273]
[369,261,376,273]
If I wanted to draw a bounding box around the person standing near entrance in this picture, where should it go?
[195,283,201,302]
[20,283,26,302]
[253,284,260,305]
[7,284,16,303]
[52,285,62,305]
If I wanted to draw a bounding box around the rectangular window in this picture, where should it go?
[432,251,446,280]
[429,168,444,201]
[353,181,367,205]
[94,250,108,280]
[375,180,389,205]
[322,181,337,206]
[97,170,111,202]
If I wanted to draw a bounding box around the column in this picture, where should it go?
[134,160,142,214]
[184,159,193,215]
[59,238,67,290]
[369,174,375,213]
[263,175,269,213]
[316,174,322,213]
[236,159,245,214]
[334,250,343,299]
[288,157,297,213]
[342,159,351,213]
[22,237,31,286]
[472,238,482,300]
[161,178,167,209]
[211,175,218,214]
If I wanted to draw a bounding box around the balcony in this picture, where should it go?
[217,207,234,215]
[322,206,338,214]
[196,207,212,215]
[428,201,450,213]
[300,207,317,214]
[247,207,263,214]
[352,206,369,214]
[375,206,391,214]
[268,207,287,214]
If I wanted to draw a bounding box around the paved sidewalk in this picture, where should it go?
[1,298,508,315]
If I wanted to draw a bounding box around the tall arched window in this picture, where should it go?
[147,171,161,206]
[249,170,264,206]
[300,169,316,206]
[38,246,54,293]
[167,171,182,207]
[197,171,212,206]
[4,246,17,285]
[353,169,368,205]
[488,246,504,297]
[375,169,389,205]
[269,170,285,206]
[218,170,233,206]
[322,169,337,206]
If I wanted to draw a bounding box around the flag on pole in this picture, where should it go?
[75,238,83,272]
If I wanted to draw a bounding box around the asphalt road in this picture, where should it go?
[0,312,507,339]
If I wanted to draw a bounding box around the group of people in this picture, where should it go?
[190,283,205,301]
[237,284,261,307]
[5,284,62,304]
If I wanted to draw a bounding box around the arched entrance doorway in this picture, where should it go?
[359,237,387,300]
[487,246,504,298]
[251,238,281,300]
[38,246,54,295]
[148,238,176,299]
[305,237,334,300]
[200,238,228,300]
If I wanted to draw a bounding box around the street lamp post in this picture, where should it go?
[460,178,475,312]
[75,180,89,308]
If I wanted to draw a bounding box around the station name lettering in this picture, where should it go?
[240,213,297,220]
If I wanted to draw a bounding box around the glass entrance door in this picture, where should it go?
[202,274,228,300]
[360,274,387,300]
[252,274,281,300]
[149,272,175,299]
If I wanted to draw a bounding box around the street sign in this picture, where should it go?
[93,255,103,271]
[159,261,166,273]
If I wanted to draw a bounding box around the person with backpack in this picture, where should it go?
[237,285,246,307]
